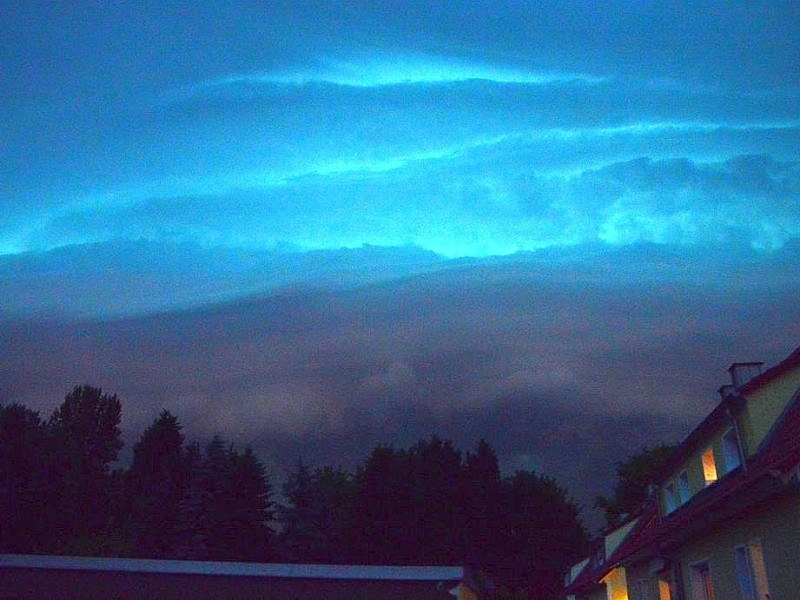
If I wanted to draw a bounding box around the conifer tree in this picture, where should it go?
[47,385,123,551]
[0,404,51,552]
[128,410,188,557]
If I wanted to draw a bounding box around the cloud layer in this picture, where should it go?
[3,245,798,526]
[2,3,799,257]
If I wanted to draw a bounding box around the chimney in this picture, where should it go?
[718,384,737,400]
[728,361,764,390]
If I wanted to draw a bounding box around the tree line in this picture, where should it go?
[0,384,589,599]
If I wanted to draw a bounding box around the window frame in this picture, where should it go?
[689,559,715,600]
[735,540,770,600]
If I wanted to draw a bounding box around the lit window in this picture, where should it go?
[722,429,742,473]
[678,471,691,504]
[690,561,715,600]
[735,542,770,600]
[602,567,629,600]
[658,579,672,600]
[702,449,718,486]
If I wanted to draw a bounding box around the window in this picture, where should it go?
[664,482,678,513]
[602,567,629,600]
[690,561,715,600]
[701,448,718,486]
[735,542,770,600]
[658,579,672,600]
[722,429,742,473]
[678,471,691,504]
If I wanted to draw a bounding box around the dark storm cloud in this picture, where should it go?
[0,242,444,318]
[2,245,798,525]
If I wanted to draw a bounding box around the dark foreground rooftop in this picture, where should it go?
[0,554,471,600]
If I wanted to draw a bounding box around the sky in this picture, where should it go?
[1,1,799,527]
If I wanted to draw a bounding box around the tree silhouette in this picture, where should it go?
[499,471,589,599]
[279,462,355,563]
[406,435,464,564]
[228,446,275,561]
[464,438,502,569]
[1,387,590,594]
[128,410,188,557]
[0,404,51,552]
[47,385,123,552]
[177,436,275,561]
[279,459,324,561]
[353,445,412,563]
[595,443,676,527]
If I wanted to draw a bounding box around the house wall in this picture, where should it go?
[621,560,672,600]
[739,367,800,456]
[588,587,608,600]
[567,583,607,600]
[674,490,800,600]
[572,586,608,600]
[625,561,653,600]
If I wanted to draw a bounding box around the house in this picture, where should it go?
[565,344,800,600]
[0,554,477,600]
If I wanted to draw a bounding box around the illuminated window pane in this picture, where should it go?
[702,449,718,486]
[602,567,629,600]
[749,543,770,598]
[658,580,672,600]
[722,429,741,473]
[678,471,691,504]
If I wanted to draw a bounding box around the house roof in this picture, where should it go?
[563,537,602,595]
[0,555,465,582]
[650,394,745,485]
[565,344,800,595]
[617,391,800,557]
[650,344,800,489]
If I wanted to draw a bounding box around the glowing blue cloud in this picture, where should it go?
[2,5,799,263]
[182,50,602,99]
[10,148,796,261]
